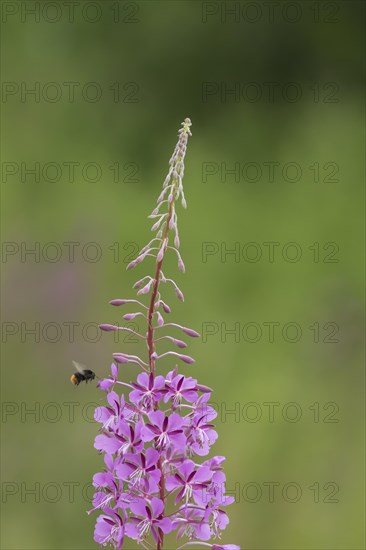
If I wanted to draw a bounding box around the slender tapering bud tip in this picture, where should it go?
[163,323,200,338]
[137,286,149,296]
[197,383,213,392]
[151,216,165,232]
[157,312,164,327]
[150,206,160,216]
[123,313,139,320]
[157,351,195,364]
[109,299,127,306]
[172,338,187,349]
[133,280,144,289]
[157,188,167,203]
[178,258,185,273]
[175,287,184,302]
[126,253,146,270]
[156,247,165,263]
[161,301,171,313]
[181,326,200,337]
[113,353,129,364]
[179,354,195,364]
[137,280,154,295]
[99,324,118,332]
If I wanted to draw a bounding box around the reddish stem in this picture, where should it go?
[146,201,174,550]
[147,203,173,373]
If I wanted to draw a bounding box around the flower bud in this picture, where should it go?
[151,216,165,232]
[137,281,153,295]
[123,313,139,320]
[197,384,212,393]
[171,338,187,349]
[156,246,165,263]
[109,299,128,306]
[161,301,171,314]
[133,278,147,289]
[180,326,200,337]
[178,354,195,364]
[175,287,184,302]
[156,192,164,204]
[150,206,160,216]
[99,324,118,331]
[112,353,129,364]
[126,252,146,270]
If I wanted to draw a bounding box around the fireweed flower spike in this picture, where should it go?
[91,119,239,550]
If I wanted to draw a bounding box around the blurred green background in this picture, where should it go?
[1,1,365,549]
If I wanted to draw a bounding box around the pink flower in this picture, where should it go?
[166,459,213,505]
[125,497,172,544]
[90,119,238,549]
[129,372,165,411]
[94,508,125,549]
[142,410,186,451]
[164,371,198,408]
[116,448,161,493]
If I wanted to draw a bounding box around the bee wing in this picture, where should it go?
[72,360,87,374]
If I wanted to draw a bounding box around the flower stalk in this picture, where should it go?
[92,119,239,550]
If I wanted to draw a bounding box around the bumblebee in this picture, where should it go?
[71,361,96,386]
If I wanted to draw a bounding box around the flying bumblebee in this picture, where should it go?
[71,361,96,386]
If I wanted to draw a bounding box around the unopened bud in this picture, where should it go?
[161,301,171,314]
[113,354,129,364]
[175,287,184,302]
[178,354,195,364]
[99,324,118,332]
[109,299,128,306]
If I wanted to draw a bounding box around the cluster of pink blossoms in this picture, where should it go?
[91,119,239,550]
